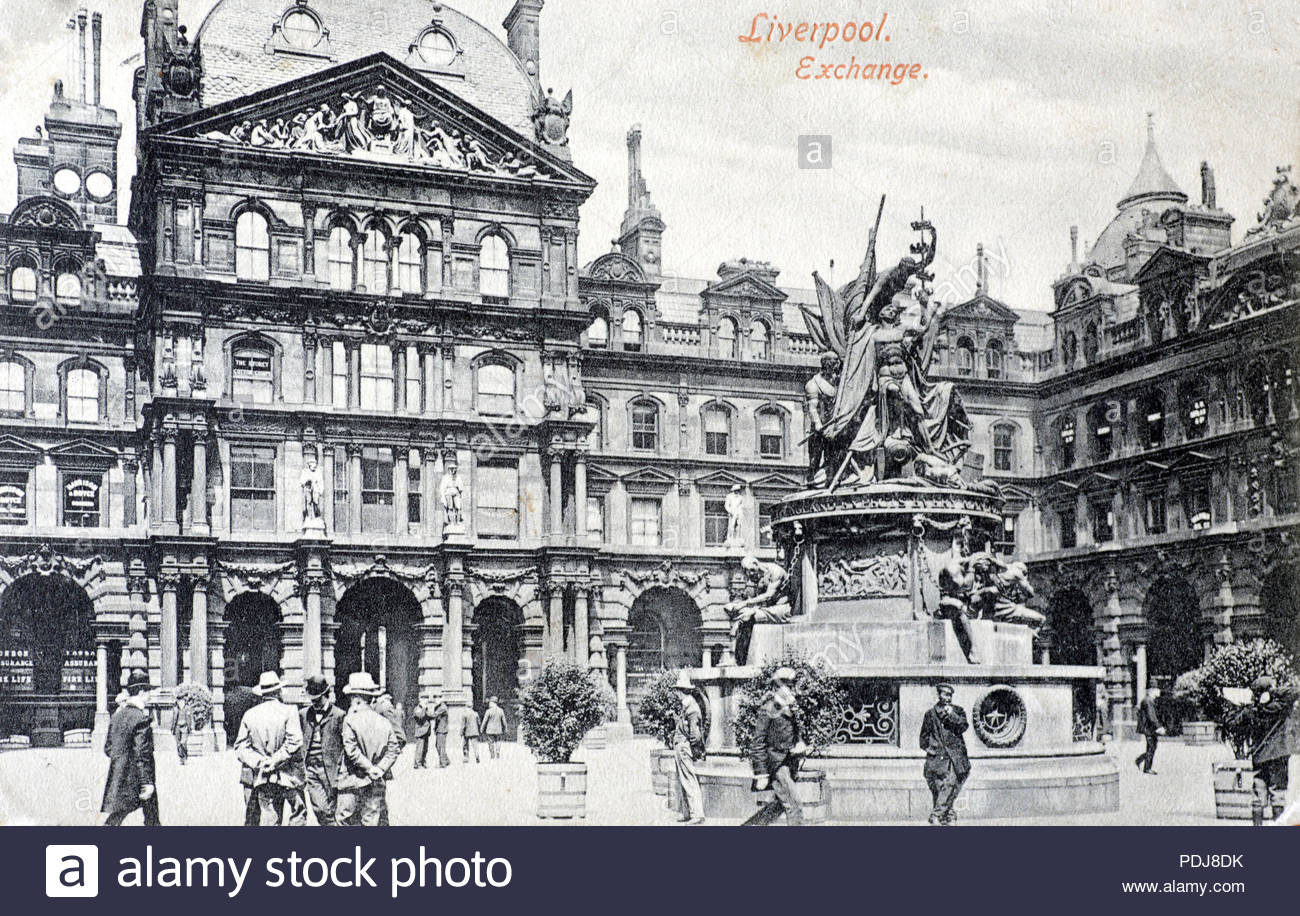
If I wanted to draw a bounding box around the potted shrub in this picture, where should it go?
[1184,640,1299,819]
[636,670,683,796]
[1172,668,1216,745]
[732,651,847,825]
[584,673,619,750]
[173,682,215,755]
[519,661,605,819]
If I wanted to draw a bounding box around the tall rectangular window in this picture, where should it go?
[476,462,519,539]
[360,344,394,411]
[1060,422,1076,468]
[62,473,102,527]
[230,446,276,532]
[703,408,729,456]
[993,427,1014,472]
[758,412,784,458]
[1059,504,1077,549]
[0,361,25,413]
[332,446,348,534]
[758,502,775,548]
[407,449,422,529]
[630,497,662,546]
[1091,501,1115,543]
[67,368,100,423]
[1146,491,1167,535]
[0,470,27,526]
[332,341,350,407]
[1187,482,1212,531]
[631,404,658,451]
[1095,424,1113,460]
[1000,514,1018,554]
[586,495,605,542]
[703,498,729,546]
[405,345,422,413]
[232,345,274,404]
[361,447,395,533]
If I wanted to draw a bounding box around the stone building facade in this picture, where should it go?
[0,2,1294,746]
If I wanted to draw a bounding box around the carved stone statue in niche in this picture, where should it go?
[441,462,464,532]
[300,449,326,531]
[160,336,177,389]
[189,336,206,390]
[724,485,746,547]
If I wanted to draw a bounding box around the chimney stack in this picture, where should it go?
[1070,225,1079,272]
[627,125,643,208]
[976,243,987,295]
[77,9,88,102]
[503,0,544,86]
[92,12,103,107]
[1200,161,1217,209]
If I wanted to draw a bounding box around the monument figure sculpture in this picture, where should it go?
[300,451,325,531]
[440,464,464,532]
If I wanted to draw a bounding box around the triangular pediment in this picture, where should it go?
[751,472,805,495]
[146,54,594,188]
[0,435,42,467]
[1166,450,1215,473]
[945,293,1020,323]
[1045,479,1080,500]
[694,469,748,492]
[704,274,788,302]
[47,438,118,467]
[1132,245,1207,284]
[621,466,676,494]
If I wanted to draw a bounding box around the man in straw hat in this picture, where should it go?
[743,666,807,826]
[301,675,345,826]
[919,682,970,825]
[336,672,402,826]
[102,670,161,826]
[235,671,306,826]
[672,671,705,824]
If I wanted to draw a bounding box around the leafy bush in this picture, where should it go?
[733,652,847,761]
[1185,640,1299,758]
[635,670,683,747]
[1171,668,1207,721]
[590,672,618,724]
[519,662,604,763]
[174,682,213,729]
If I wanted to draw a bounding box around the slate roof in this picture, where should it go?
[91,223,141,277]
[197,0,537,135]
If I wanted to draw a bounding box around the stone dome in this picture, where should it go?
[196,0,538,135]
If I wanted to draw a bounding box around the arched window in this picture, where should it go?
[9,262,37,303]
[479,234,510,298]
[361,229,390,295]
[235,211,270,281]
[986,339,1005,380]
[587,307,610,349]
[66,367,100,422]
[280,5,324,50]
[1138,390,1165,450]
[584,398,604,450]
[0,360,26,413]
[758,409,785,458]
[718,317,739,359]
[1090,402,1116,460]
[326,226,354,290]
[231,339,275,404]
[750,319,772,360]
[956,337,975,377]
[55,271,82,306]
[703,405,730,456]
[1058,418,1077,468]
[476,361,516,416]
[631,401,658,450]
[622,309,644,352]
[395,231,423,295]
[992,423,1016,472]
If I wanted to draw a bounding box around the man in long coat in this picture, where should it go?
[336,672,403,826]
[481,696,507,758]
[1134,687,1164,775]
[101,670,160,826]
[235,671,306,826]
[919,683,970,825]
[300,675,344,826]
[743,667,806,826]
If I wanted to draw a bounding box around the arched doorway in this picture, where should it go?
[1260,563,1300,667]
[0,573,96,745]
[626,587,702,725]
[1047,587,1096,666]
[471,597,524,737]
[335,578,421,726]
[1144,574,1202,732]
[223,592,283,744]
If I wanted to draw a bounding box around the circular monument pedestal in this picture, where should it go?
[695,483,1120,822]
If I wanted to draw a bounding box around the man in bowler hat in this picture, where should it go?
[919,683,970,825]
[744,666,807,826]
[101,670,160,826]
[301,675,345,825]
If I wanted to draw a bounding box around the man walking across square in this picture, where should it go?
[411,694,434,769]
[482,696,507,759]
[743,667,806,826]
[431,691,451,768]
[336,672,402,826]
[672,672,705,824]
[101,670,160,826]
[1134,686,1165,775]
[462,703,482,763]
[919,683,970,825]
[300,675,344,826]
[235,671,306,826]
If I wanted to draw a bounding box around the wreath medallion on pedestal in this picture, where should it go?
[974,685,1027,748]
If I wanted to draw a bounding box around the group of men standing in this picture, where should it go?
[100,669,510,827]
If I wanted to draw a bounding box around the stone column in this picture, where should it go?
[394,345,407,412]
[190,575,209,688]
[191,428,209,535]
[425,448,441,537]
[161,425,178,532]
[615,645,629,724]
[347,443,363,534]
[574,588,590,670]
[705,682,726,751]
[303,330,318,404]
[419,345,437,415]
[548,451,563,539]
[395,448,410,536]
[574,452,587,540]
[150,444,162,530]
[1133,643,1148,704]
[547,585,564,659]
[95,641,109,717]
[445,581,464,692]
[302,577,324,677]
[123,457,139,527]
[159,570,180,688]
[349,343,361,409]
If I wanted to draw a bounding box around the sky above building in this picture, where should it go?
[0,0,1295,311]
